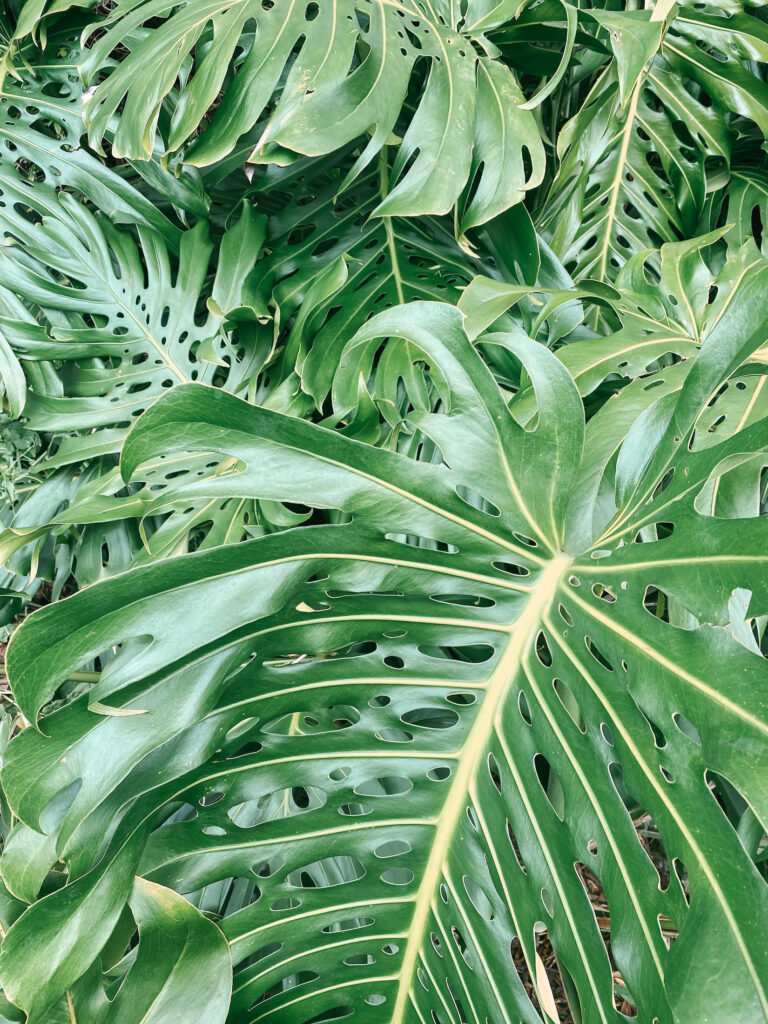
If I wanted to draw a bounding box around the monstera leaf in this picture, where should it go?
[460,229,768,402]
[249,146,588,428]
[540,0,768,280]
[248,146,487,414]
[76,0,545,228]
[0,26,183,245]
[0,177,272,609]
[702,162,768,249]
[2,296,767,1024]
[0,191,268,433]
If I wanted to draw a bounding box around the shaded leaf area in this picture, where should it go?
[0,136,482,612]
[0,33,261,614]
[2,305,767,1024]
[0,869,231,1022]
[0,66,566,621]
[462,230,768,410]
[249,147,486,416]
[0,27,182,245]
[0,182,273,600]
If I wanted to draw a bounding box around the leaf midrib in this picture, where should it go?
[390,553,570,1022]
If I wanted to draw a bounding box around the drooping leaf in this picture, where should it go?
[70,878,232,1024]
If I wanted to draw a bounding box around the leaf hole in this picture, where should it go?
[355,775,412,797]
[585,635,614,671]
[375,840,412,858]
[535,630,553,667]
[506,819,527,872]
[553,678,585,733]
[492,559,530,577]
[463,876,495,921]
[288,856,365,889]
[519,690,532,725]
[672,711,701,745]
[381,867,414,885]
[533,754,565,820]
[487,752,502,793]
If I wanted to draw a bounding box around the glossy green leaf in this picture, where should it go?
[0,30,181,246]
[588,10,662,105]
[539,0,768,280]
[4,301,768,1024]
[0,822,143,1019]
[2,5,768,1023]
[80,878,232,1024]
[252,147,485,407]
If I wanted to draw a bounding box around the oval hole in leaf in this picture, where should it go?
[354,775,412,797]
[463,876,495,921]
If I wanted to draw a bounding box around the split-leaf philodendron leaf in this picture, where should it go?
[0,3,768,1024]
[3,299,768,1024]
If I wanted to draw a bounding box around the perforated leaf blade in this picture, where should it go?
[252,148,483,406]
[3,300,768,1024]
[0,30,181,246]
[539,1,768,281]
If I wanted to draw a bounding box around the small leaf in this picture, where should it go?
[96,878,231,1024]
[590,10,663,104]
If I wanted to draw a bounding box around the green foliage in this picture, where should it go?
[0,2,767,1024]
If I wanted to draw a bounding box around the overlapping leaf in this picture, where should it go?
[0,26,182,246]
[250,147,485,413]
[541,0,768,280]
[1,4,768,1024]
[76,0,544,229]
[460,230,768,403]
[0,184,273,603]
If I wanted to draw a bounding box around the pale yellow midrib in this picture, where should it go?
[390,554,571,1023]
[594,0,673,282]
[566,586,768,737]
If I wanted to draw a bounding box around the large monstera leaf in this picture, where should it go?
[76,0,544,228]
[2,296,768,1024]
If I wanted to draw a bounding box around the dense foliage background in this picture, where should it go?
[0,0,767,1022]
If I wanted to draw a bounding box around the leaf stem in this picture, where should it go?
[379,150,406,305]
[0,670,100,683]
